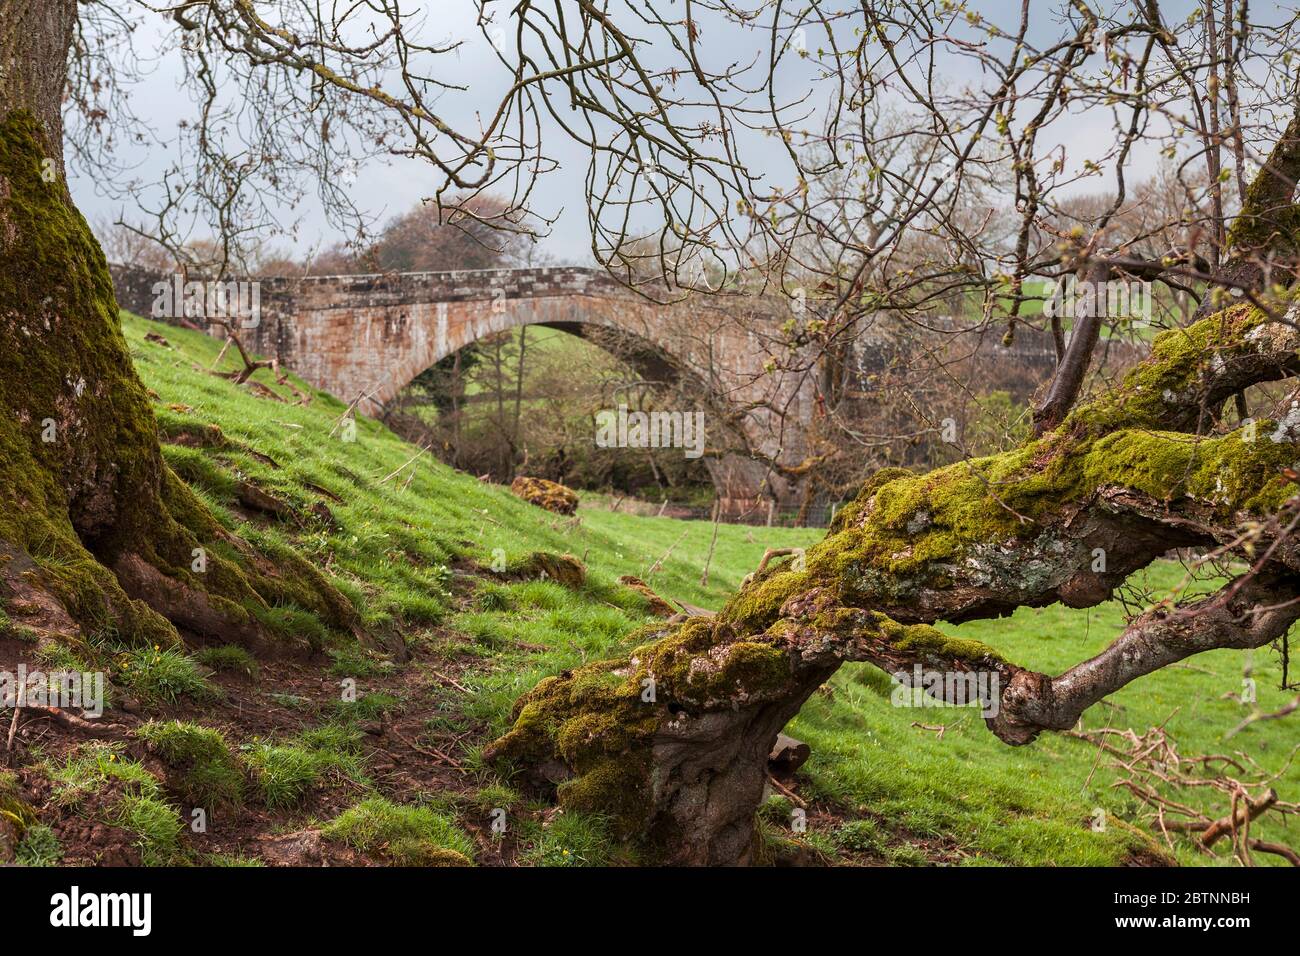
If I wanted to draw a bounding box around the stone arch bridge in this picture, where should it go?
[112,265,822,510]
[111,264,1064,513]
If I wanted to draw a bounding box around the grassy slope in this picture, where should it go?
[111,311,1299,866]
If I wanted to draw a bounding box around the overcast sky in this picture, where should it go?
[69,0,1224,268]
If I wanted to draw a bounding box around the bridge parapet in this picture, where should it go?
[259,266,631,309]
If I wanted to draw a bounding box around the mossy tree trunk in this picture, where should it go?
[489,153,1300,865]
[0,0,356,653]
[1193,109,1300,321]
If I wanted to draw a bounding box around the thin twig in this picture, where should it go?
[766,772,806,808]
[1225,694,1300,739]
[430,669,472,695]
[4,681,22,752]
[645,530,690,579]
[378,442,428,484]
[699,498,722,587]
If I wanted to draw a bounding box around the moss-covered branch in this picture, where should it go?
[488,299,1300,864]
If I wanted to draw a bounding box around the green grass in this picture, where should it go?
[115,646,216,707]
[834,817,888,854]
[327,645,391,678]
[120,309,1300,866]
[518,810,612,867]
[322,796,475,865]
[333,692,401,721]
[138,720,244,809]
[48,742,185,865]
[470,782,521,813]
[0,601,43,643]
[242,745,324,809]
[195,645,259,678]
[203,852,265,866]
[15,824,62,866]
[242,723,368,810]
[780,560,1300,866]
[35,641,98,672]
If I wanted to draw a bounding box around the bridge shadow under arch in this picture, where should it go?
[386,316,764,504]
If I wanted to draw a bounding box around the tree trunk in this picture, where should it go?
[0,0,357,654]
[0,0,73,176]
[1192,106,1300,321]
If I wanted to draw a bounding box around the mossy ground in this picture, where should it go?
[3,309,1295,866]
